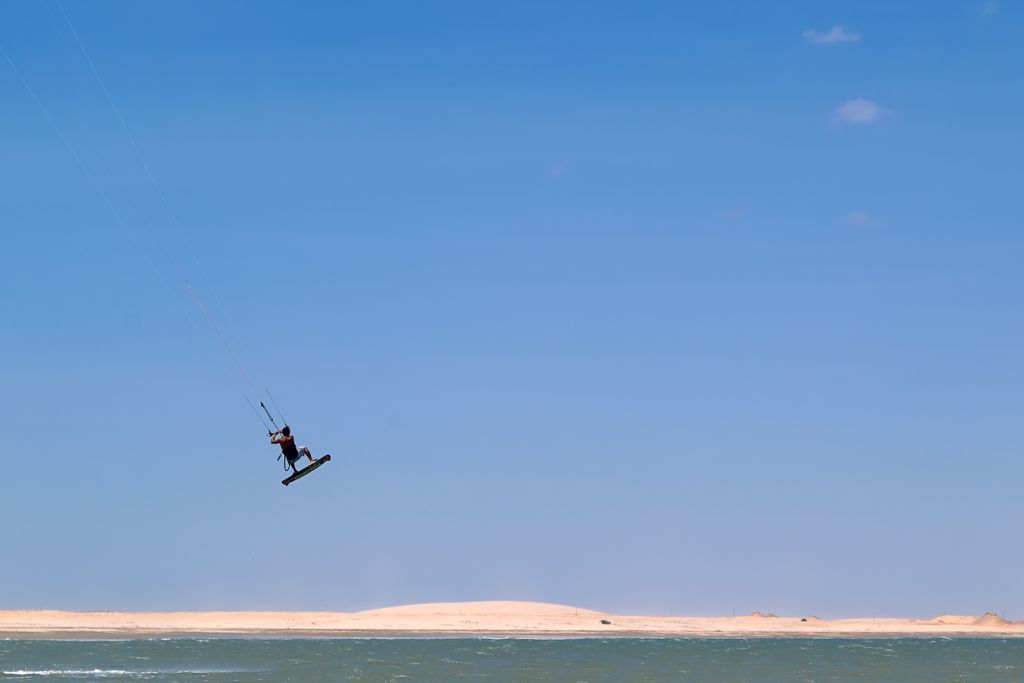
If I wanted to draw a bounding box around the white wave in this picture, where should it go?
[1,670,231,678]
[3,671,154,678]
[3,669,254,677]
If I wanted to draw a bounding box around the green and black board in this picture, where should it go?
[282,454,331,486]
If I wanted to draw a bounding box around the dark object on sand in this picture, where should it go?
[600,619,612,625]
[801,618,808,622]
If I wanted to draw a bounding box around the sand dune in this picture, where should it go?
[358,600,603,617]
[928,614,979,625]
[973,612,1014,626]
[1,602,1023,638]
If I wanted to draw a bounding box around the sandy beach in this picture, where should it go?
[2,601,1022,638]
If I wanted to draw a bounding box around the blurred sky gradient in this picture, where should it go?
[2,0,1024,618]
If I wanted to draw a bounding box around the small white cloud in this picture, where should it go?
[840,210,885,227]
[979,0,1000,15]
[803,26,861,44]
[547,160,570,177]
[832,98,884,125]
[720,207,749,222]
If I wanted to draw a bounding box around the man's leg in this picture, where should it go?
[302,447,314,464]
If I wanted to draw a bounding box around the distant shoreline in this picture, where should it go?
[4,630,1024,641]
[3,602,1023,640]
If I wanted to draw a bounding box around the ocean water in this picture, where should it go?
[1,637,1022,682]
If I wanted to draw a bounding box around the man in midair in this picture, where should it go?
[271,426,314,473]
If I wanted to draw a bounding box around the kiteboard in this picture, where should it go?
[282,454,331,486]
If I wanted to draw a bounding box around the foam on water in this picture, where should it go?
[3,671,155,678]
[3,637,1024,682]
[2,668,252,678]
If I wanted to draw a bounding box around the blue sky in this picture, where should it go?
[2,0,1024,618]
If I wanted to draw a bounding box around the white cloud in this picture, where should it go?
[720,207,749,222]
[840,210,885,227]
[547,160,570,177]
[832,98,884,125]
[803,26,861,44]
[979,0,1000,15]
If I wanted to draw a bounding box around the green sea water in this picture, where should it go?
[2,637,1022,682]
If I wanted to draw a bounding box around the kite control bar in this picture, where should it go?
[244,396,289,436]
[260,401,282,433]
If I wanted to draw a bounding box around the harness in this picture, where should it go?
[282,441,299,462]
[276,437,300,471]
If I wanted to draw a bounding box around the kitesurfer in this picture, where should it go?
[271,426,314,473]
